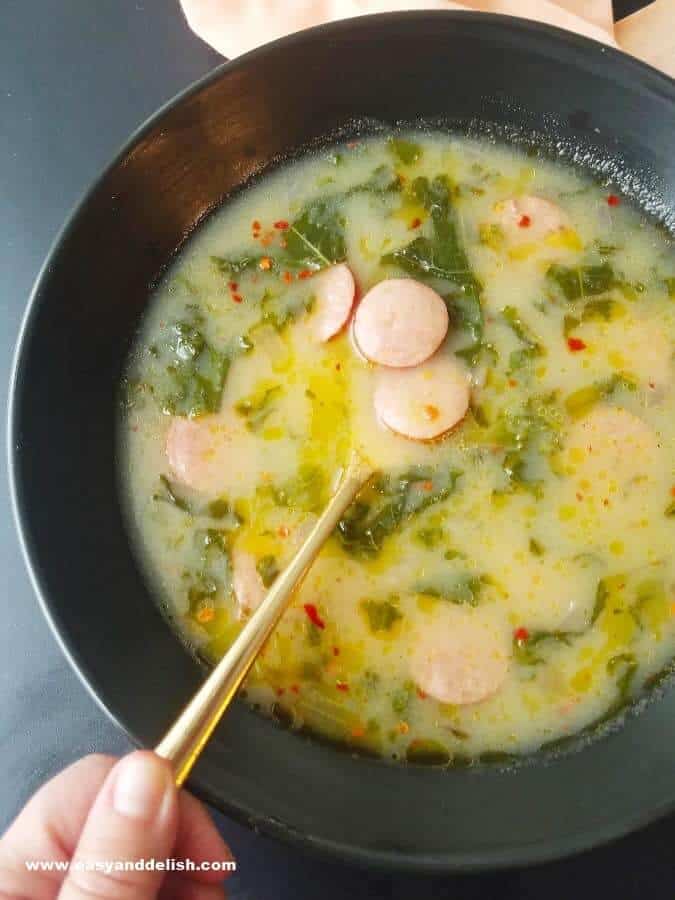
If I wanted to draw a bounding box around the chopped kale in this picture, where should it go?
[406,739,450,765]
[492,393,562,497]
[361,596,403,633]
[157,320,229,418]
[284,200,347,271]
[529,538,545,556]
[564,372,637,419]
[383,175,480,291]
[382,175,484,361]
[211,255,275,276]
[256,555,280,588]
[414,525,445,548]
[607,653,638,703]
[261,463,327,514]
[546,262,615,301]
[206,498,231,519]
[235,384,283,432]
[502,306,545,372]
[347,164,401,197]
[513,630,572,666]
[591,579,609,623]
[153,475,193,514]
[387,137,423,166]
[336,467,462,559]
[415,573,483,606]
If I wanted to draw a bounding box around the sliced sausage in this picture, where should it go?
[373,352,470,440]
[353,278,449,367]
[566,405,660,489]
[620,318,672,392]
[568,405,658,460]
[411,607,510,705]
[309,263,356,342]
[166,415,233,494]
[232,548,266,618]
[496,195,570,244]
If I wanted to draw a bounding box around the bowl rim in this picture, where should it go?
[7,9,675,872]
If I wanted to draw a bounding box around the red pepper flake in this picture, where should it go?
[231,293,243,304]
[303,603,325,630]
[335,680,349,692]
[282,271,293,284]
[252,219,261,231]
[274,219,290,230]
[567,336,587,352]
[518,214,532,228]
[416,688,427,700]
[421,480,434,491]
[290,684,300,694]
[576,491,583,502]
[350,725,365,738]
[670,486,675,497]
[298,269,313,280]
[409,217,422,230]
[335,362,341,371]
[607,194,620,207]
[332,646,340,657]
[259,256,273,271]
[278,524,290,538]
[514,627,530,643]
[275,687,285,697]
[508,378,518,387]
[228,281,238,292]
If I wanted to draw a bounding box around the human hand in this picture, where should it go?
[0,751,234,899]
[178,0,614,60]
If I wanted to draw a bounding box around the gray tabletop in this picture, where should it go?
[1,1,673,897]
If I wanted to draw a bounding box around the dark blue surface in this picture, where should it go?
[1,1,673,896]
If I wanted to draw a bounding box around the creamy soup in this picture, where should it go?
[120,133,675,764]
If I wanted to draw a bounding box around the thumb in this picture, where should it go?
[59,751,179,900]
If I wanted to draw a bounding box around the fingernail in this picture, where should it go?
[112,752,172,821]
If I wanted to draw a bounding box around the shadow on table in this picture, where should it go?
[214,809,674,900]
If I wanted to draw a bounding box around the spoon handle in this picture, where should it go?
[155,459,370,786]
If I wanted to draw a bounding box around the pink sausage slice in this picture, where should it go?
[309,263,356,342]
[232,548,266,618]
[411,610,510,705]
[166,415,232,494]
[374,353,470,441]
[353,278,449,367]
[496,195,570,243]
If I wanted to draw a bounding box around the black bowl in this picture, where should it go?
[8,12,675,871]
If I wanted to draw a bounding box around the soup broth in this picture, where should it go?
[121,133,675,763]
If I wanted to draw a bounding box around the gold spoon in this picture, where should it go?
[155,455,372,786]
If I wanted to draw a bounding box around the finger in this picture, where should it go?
[173,791,234,884]
[159,875,226,900]
[59,751,178,900]
[0,754,116,900]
